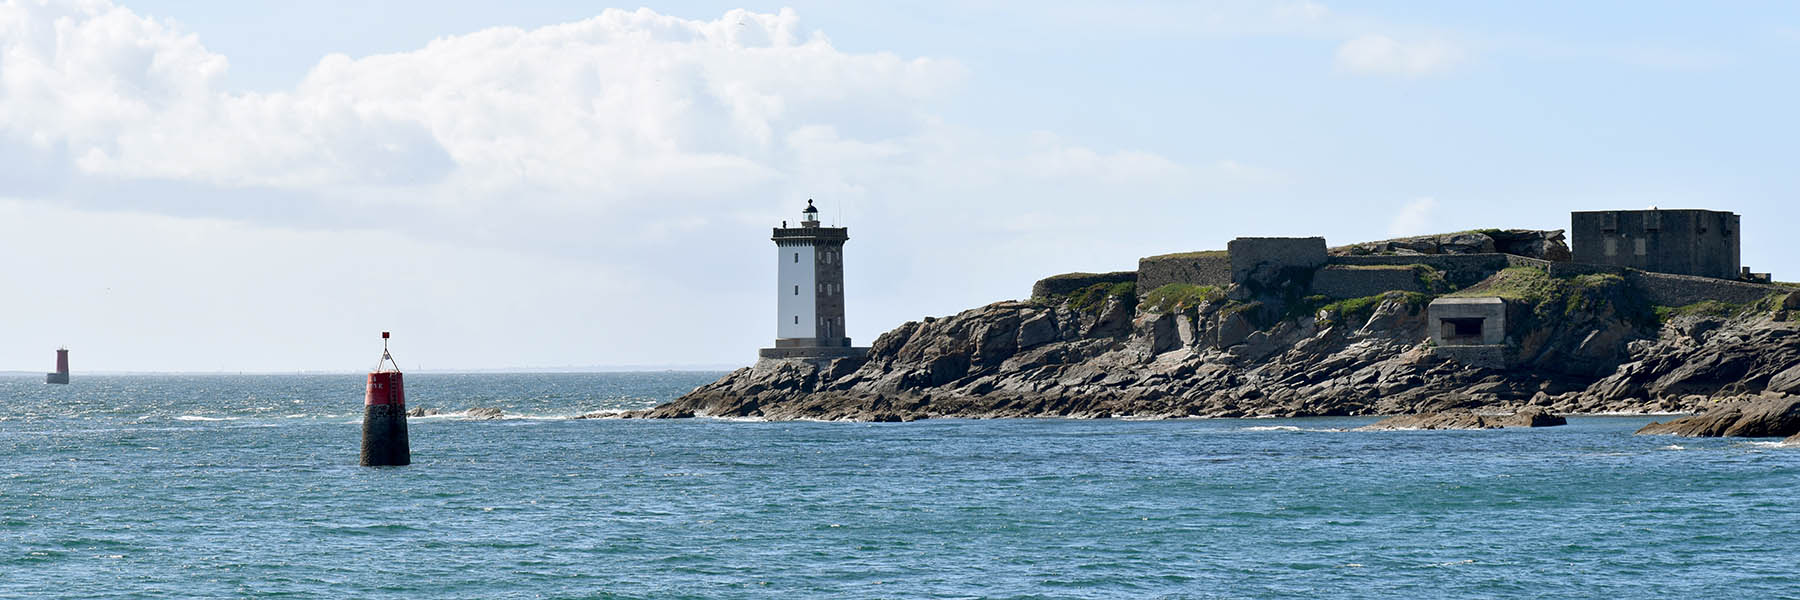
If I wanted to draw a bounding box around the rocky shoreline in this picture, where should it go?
[629,231,1800,426]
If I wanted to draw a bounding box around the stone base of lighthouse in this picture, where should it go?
[759,337,869,360]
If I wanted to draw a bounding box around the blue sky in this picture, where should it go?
[0,1,1795,371]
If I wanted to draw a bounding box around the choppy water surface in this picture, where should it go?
[1,373,1796,599]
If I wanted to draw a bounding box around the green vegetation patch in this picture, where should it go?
[1064,281,1138,314]
[1452,266,1654,326]
[1413,265,1452,294]
[1448,267,1560,302]
[1141,250,1228,262]
[1652,300,1741,323]
[1310,291,1431,328]
[1143,283,1225,313]
[1332,264,1414,270]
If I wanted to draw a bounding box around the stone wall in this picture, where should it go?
[1228,237,1327,286]
[1629,271,1784,307]
[1030,271,1137,299]
[1311,265,1423,299]
[1431,345,1507,369]
[1137,251,1231,294]
[1330,254,1513,288]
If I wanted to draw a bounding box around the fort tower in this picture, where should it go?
[1571,209,1747,280]
[761,200,867,360]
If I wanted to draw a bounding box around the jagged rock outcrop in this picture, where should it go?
[1357,408,1566,430]
[1574,307,1800,412]
[633,244,1796,422]
[1635,396,1800,437]
[1332,229,1571,262]
[633,284,1666,421]
[463,407,505,420]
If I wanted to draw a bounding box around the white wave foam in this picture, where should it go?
[1240,425,1342,432]
[1659,444,1686,451]
[175,415,237,421]
[697,413,768,422]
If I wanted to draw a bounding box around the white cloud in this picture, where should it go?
[0,3,966,198]
[1387,197,1438,236]
[1334,34,1463,77]
[0,1,1214,254]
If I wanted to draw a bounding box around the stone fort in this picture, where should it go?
[1031,209,1785,369]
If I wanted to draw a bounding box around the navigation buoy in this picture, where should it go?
[360,332,410,466]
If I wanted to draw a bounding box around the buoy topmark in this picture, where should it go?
[360,332,410,466]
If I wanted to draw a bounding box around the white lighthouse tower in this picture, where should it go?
[761,199,868,360]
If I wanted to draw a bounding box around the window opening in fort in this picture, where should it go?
[1645,212,1661,231]
[1601,213,1618,232]
[1635,238,1648,256]
[794,285,799,295]
[1441,318,1485,344]
[794,253,799,263]
[1605,238,1619,257]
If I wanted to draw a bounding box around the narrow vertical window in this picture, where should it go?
[794,285,799,295]
[794,315,799,325]
[793,252,798,263]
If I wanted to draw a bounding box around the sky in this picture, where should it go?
[1,0,1797,372]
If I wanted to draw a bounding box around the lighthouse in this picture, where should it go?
[760,200,868,361]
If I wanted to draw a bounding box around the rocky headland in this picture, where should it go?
[1635,396,1800,438]
[632,229,1800,424]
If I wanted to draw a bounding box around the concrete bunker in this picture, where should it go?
[1428,297,1508,368]
[1428,297,1506,346]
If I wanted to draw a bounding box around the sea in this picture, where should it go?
[2,372,1796,599]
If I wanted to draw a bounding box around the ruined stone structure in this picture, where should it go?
[1137,251,1230,292]
[1571,209,1744,280]
[763,200,869,361]
[1025,209,1786,370]
[1227,237,1328,286]
[1031,271,1136,299]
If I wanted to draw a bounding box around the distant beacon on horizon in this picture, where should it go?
[45,348,69,385]
[760,200,868,361]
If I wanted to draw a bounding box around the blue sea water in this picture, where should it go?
[2,373,1797,599]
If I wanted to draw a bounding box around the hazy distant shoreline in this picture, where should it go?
[0,368,736,377]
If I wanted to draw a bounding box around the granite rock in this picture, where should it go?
[1357,408,1567,430]
[1635,396,1800,438]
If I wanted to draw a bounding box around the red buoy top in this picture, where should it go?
[366,331,404,406]
[366,371,406,407]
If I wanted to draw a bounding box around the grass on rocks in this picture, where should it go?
[1143,283,1225,313]
[1652,300,1741,323]
[1141,250,1227,261]
[1063,281,1137,314]
[1450,266,1654,326]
